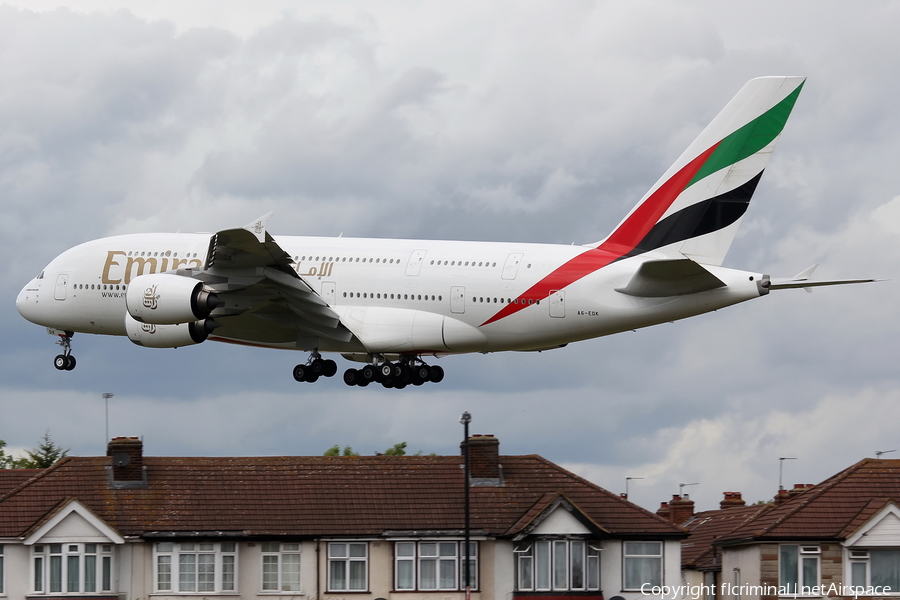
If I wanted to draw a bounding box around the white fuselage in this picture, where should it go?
[17,232,765,358]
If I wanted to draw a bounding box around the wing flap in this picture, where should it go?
[616,259,726,297]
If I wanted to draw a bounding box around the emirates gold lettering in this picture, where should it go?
[298,261,334,278]
[102,250,202,284]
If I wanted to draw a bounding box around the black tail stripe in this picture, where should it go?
[620,170,764,260]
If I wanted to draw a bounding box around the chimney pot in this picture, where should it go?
[720,491,746,509]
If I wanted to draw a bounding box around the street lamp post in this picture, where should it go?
[459,411,472,600]
[102,393,114,445]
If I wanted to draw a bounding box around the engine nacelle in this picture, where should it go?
[124,313,218,348]
[125,273,219,325]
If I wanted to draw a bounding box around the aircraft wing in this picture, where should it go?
[191,213,357,346]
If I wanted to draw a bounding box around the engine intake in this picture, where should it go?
[125,274,220,325]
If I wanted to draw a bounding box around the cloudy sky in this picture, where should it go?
[2,0,898,513]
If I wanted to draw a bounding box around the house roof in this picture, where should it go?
[718,458,900,545]
[0,470,40,496]
[681,503,771,570]
[0,453,685,540]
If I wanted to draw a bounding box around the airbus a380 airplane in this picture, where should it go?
[16,76,875,388]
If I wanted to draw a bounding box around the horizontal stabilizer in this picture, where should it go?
[615,259,725,297]
[766,264,879,291]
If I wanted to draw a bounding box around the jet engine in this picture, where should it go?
[125,273,220,325]
[124,313,218,348]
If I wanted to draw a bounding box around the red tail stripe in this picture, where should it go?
[480,143,720,326]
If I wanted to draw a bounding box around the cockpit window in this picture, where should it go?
[37,271,44,279]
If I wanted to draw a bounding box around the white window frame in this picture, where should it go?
[0,544,4,595]
[394,540,478,591]
[31,543,114,594]
[327,542,368,592]
[779,544,820,595]
[153,542,238,593]
[623,541,663,591]
[516,540,600,592]
[848,548,900,592]
[261,542,302,592]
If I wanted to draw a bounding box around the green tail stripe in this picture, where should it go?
[688,81,804,187]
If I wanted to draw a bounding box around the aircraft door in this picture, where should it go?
[502,252,524,280]
[549,289,565,318]
[54,273,69,301]
[406,249,428,276]
[450,286,465,314]
[321,281,336,306]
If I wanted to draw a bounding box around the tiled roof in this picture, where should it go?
[0,454,684,540]
[718,458,900,544]
[681,504,772,570]
[0,470,40,496]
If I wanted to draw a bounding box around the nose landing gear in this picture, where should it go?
[53,331,76,371]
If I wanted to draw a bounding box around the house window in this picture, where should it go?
[623,541,663,590]
[395,541,478,591]
[516,540,600,591]
[328,542,367,591]
[31,543,114,594]
[780,545,819,594]
[154,542,237,592]
[850,549,900,592]
[261,542,302,592]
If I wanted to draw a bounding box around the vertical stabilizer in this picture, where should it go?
[591,76,805,266]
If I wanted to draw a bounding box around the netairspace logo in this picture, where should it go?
[641,583,894,599]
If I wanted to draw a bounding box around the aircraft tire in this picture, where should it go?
[377,362,393,382]
[293,364,309,382]
[65,355,76,371]
[311,359,325,375]
[361,365,377,382]
[54,355,68,371]
[429,365,445,383]
[323,359,338,377]
[413,365,430,381]
[343,368,359,386]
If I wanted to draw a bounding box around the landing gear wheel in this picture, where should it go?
[413,365,430,381]
[378,362,394,382]
[429,365,445,383]
[64,355,76,371]
[323,359,338,378]
[310,359,325,375]
[293,364,309,382]
[343,368,359,386]
[361,365,377,383]
[54,355,68,370]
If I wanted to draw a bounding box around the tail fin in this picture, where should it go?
[591,76,805,266]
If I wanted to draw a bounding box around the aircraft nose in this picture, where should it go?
[16,280,43,324]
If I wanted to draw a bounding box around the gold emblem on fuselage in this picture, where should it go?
[142,284,160,310]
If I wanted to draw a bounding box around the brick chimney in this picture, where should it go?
[774,483,813,505]
[107,436,144,482]
[668,494,695,524]
[462,434,500,479]
[656,501,671,520]
[720,491,747,509]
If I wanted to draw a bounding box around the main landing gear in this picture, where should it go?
[53,331,76,371]
[292,353,338,383]
[342,360,444,389]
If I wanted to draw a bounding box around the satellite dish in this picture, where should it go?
[112,452,131,467]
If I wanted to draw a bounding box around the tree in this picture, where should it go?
[16,431,69,469]
[383,442,408,456]
[324,445,359,457]
[0,439,21,469]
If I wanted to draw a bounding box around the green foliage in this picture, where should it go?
[16,431,69,469]
[0,439,22,469]
[383,442,408,456]
[323,445,359,457]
